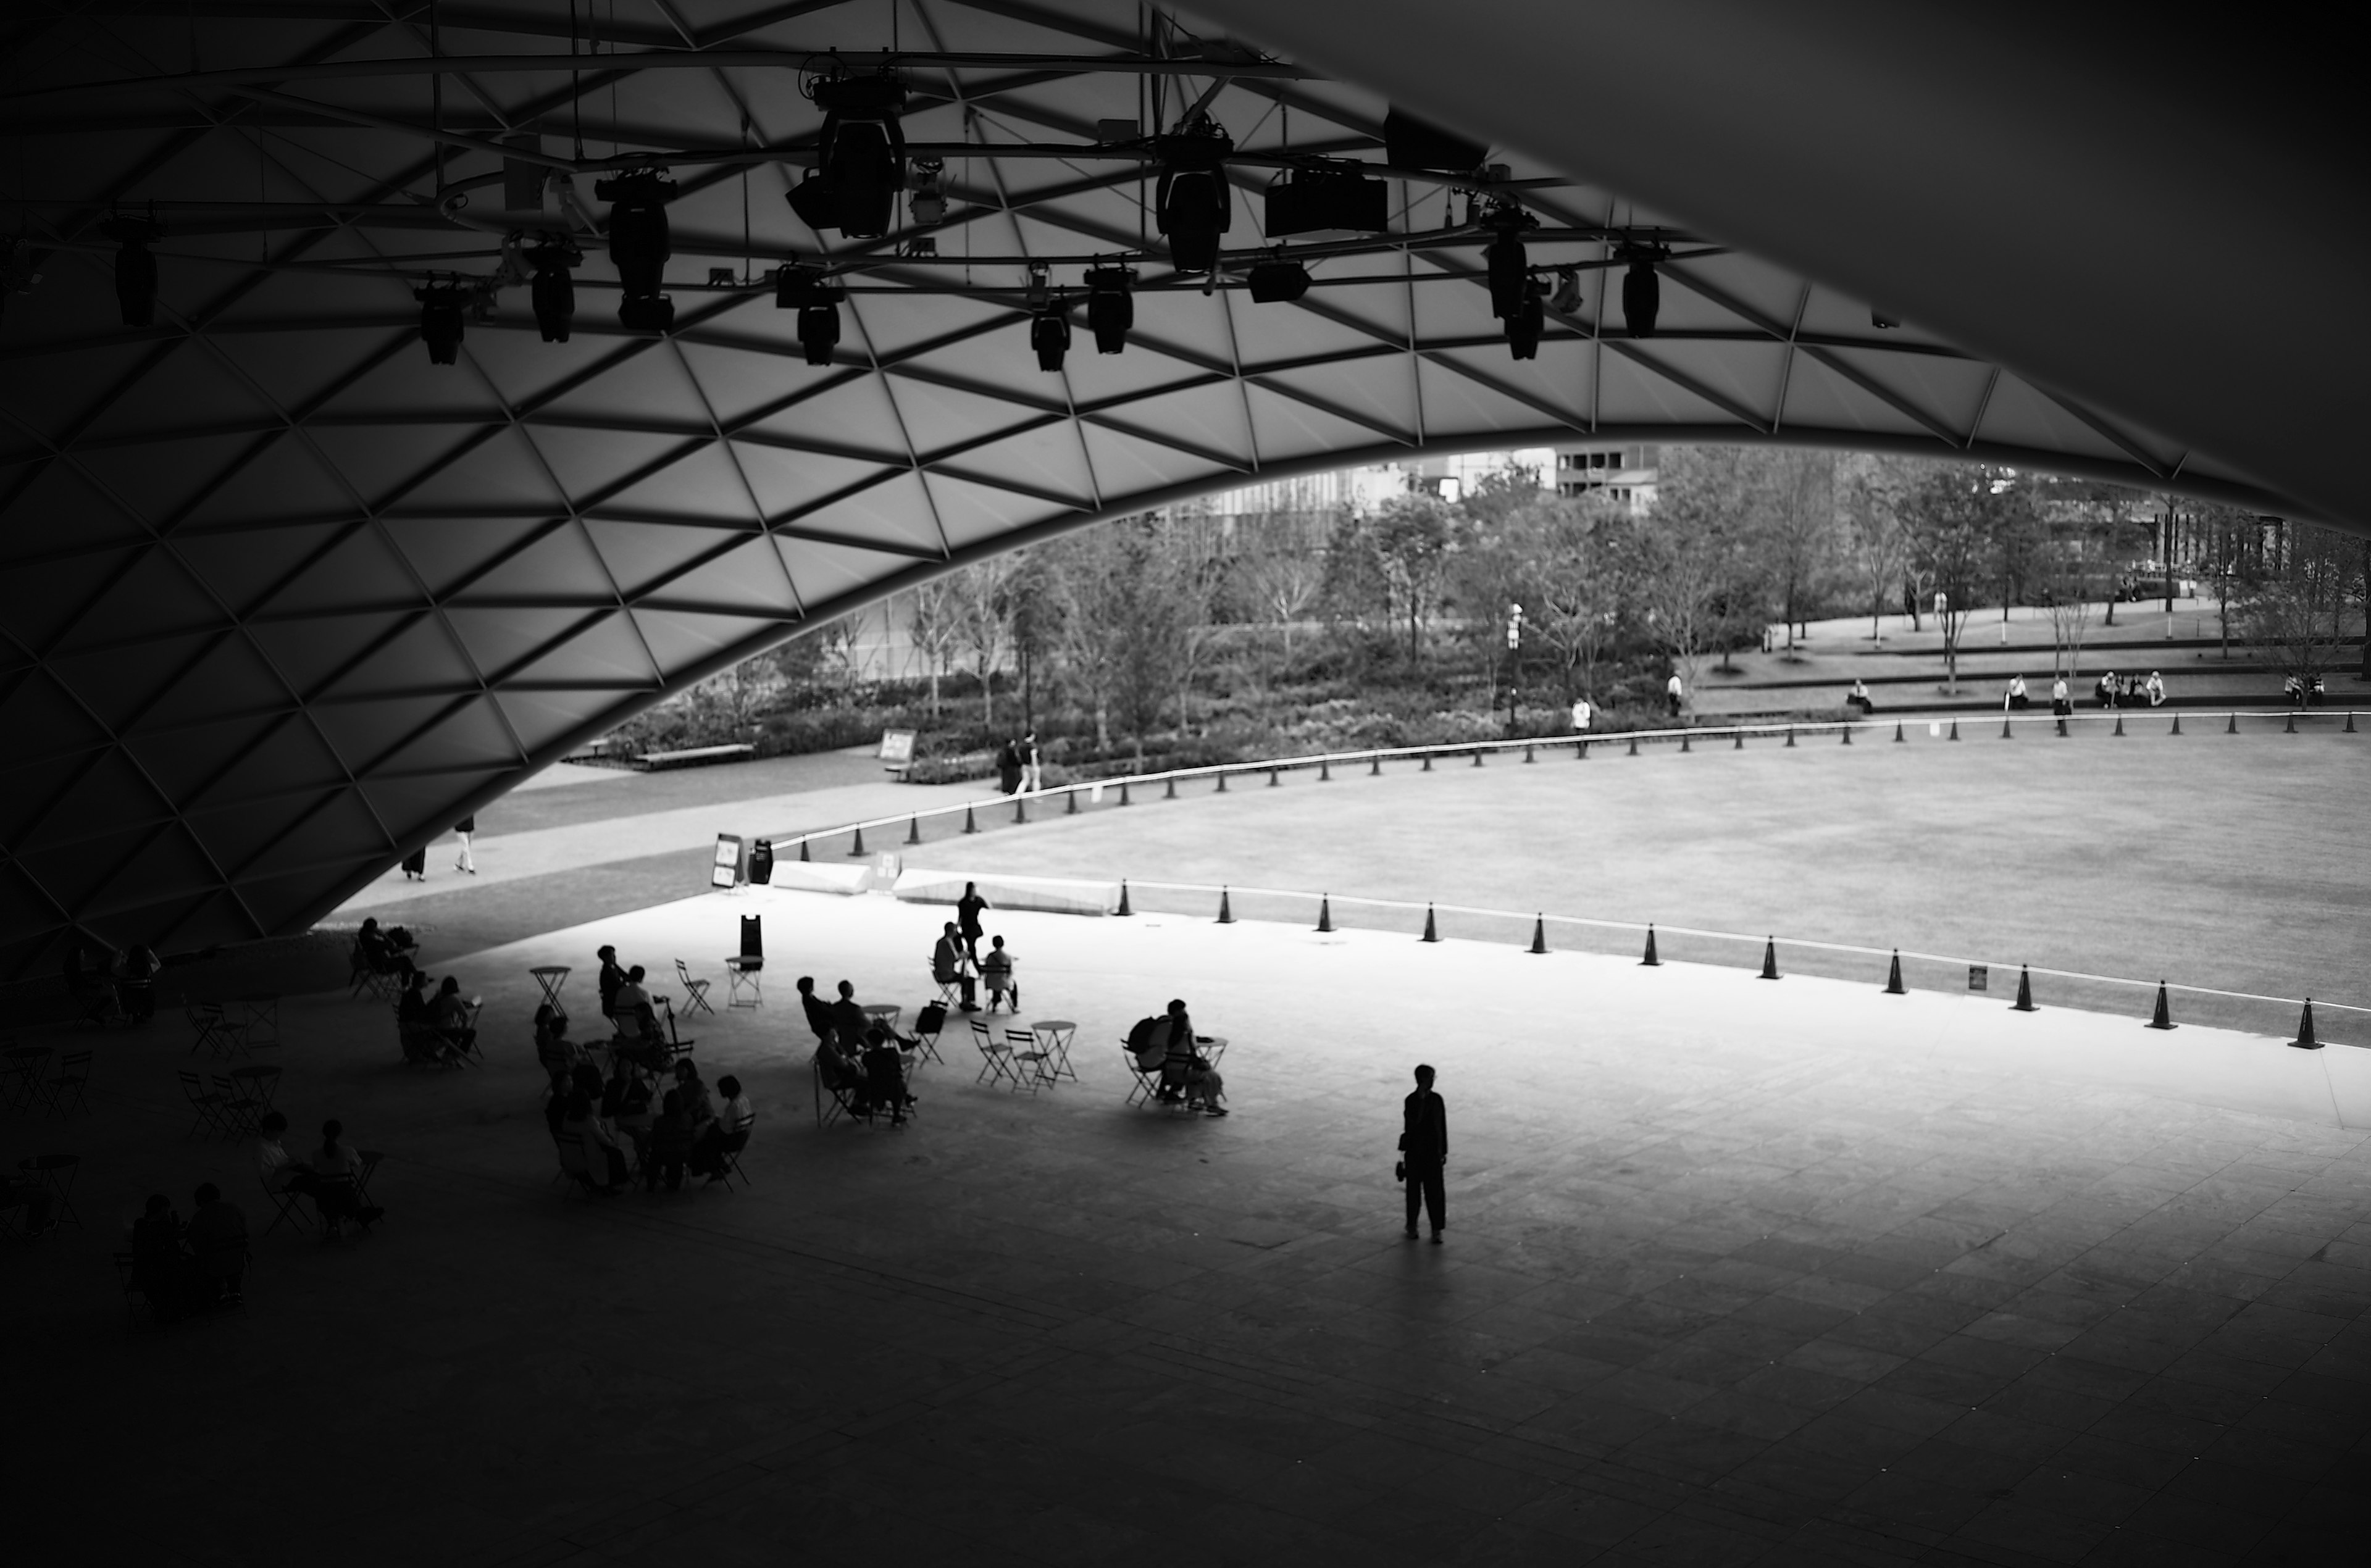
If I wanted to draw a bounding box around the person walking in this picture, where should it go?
[955,881,990,968]
[453,814,477,874]
[1399,1064,1447,1242]
[1665,671,1684,720]
[1570,694,1591,734]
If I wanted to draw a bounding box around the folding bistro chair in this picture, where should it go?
[1120,1046,1165,1107]
[259,1170,314,1235]
[186,1002,241,1059]
[910,1003,947,1065]
[812,1056,877,1129]
[674,960,716,1017]
[211,1073,263,1137]
[927,955,966,1010]
[712,1122,753,1188]
[972,1020,1024,1090]
[1006,1027,1052,1086]
[350,944,398,1001]
[178,1070,235,1138]
[112,1252,153,1324]
[724,914,764,1007]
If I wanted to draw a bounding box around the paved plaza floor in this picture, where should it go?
[8,888,2368,1567]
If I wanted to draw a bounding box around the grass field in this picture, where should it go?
[907,722,2370,1040]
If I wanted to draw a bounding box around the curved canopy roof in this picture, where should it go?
[1,1,2361,974]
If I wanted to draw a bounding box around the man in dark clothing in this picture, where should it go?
[797,975,834,1042]
[932,922,977,1010]
[955,882,990,967]
[829,979,870,1046]
[1401,1065,1447,1242]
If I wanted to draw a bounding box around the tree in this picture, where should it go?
[904,575,964,720]
[952,556,1014,727]
[1899,462,2030,693]
[2031,536,2100,682]
[1838,454,1912,644]
[1150,510,1226,733]
[1756,449,1837,651]
[2239,520,2354,696]
[1365,492,1461,662]
[1519,491,1637,702]
[1240,541,1326,681]
[1039,515,1179,755]
[1639,447,1763,691]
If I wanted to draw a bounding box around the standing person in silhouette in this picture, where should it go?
[1400,1065,1447,1242]
[955,882,991,967]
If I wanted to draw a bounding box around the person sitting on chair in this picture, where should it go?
[312,1120,383,1239]
[797,975,834,1043]
[601,1062,654,1169]
[430,975,478,1059]
[256,1112,319,1201]
[645,1090,693,1190]
[596,945,627,1023]
[185,1183,249,1307]
[357,917,414,979]
[829,980,872,1049]
[932,923,977,1010]
[815,1031,869,1112]
[615,965,658,1035]
[560,1090,629,1193]
[980,935,1018,1013]
[861,1029,915,1125]
[692,1074,755,1182]
[1157,998,1227,1116]
[534,1004,582,1087]
[128,1193,190,1319]
[672,1060,716,1134]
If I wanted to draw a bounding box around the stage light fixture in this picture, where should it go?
[1265,161,1389,238]
[1506,280,1545,361]
[908,159,947,226]
[1156,117,1234,274]
[1247,257,1310,303]
[1031,306,1071,372]
[1085,266,1134,354]
[527,241,579,342]
[415,281,466,364]
[1549,267,1582,315]
[1026,262,1052,308]
[107,220,159,328]
[1485,231,1528,319]
[798,302,841,365]
[1621,248,1663,338]
[776,264,843,365]
[787,73,907,239]
[595,168,677,329]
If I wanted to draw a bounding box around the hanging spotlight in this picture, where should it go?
[1155,115,1234,274]
[1264,160,1388,238]
[1247,257,1310,303]
[908,158,947,227]
[1549,267,1582,315]
[776,264,843,366]
[1085,266,1134,354]
[415,280,466,364]
[1026,261,1052,309]
[787,73,908,239]
[527,240,579,343]
[595,167,676,330]
[1506,280,1545,361]
[1030,305,1071,372]
[105,217,161,328]
[1621,245,1664,338]
[1484,229,1528,319]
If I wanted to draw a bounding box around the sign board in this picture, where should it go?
[878,728,917,765]
[1968,965,1989,993]
[711,833,743,890]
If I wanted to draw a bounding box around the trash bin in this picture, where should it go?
[748,838,774,885]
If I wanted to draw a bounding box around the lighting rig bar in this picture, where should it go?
[0,50,1321,105]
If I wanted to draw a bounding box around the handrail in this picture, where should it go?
[774,706,2359,858]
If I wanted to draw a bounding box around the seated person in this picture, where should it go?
[672,1061,716,1135]
[645,1090,693,1191]
[2144,670,2166,707]
[814,1032,869,1112]
[312,1120,383,1238]
[979,935,1018,1012]
[931,924,976,1009]
[614,965,659,1039]
[117,943,160,1023]
[128,1193,190,1319]
[596,944,627,1023]
[534,1004,581,1085]
[256,1112,319,1199]
[861,1030,914,1125]
[797,975,835,1043]
[396,971,431,1025]
[184,1183,249,1307]
[429,975,479,1057]
[1158,998,1227,1116]
[356,917,414,977]
[2094,672,2117,708]
[692,1074,755,1181]
[829,979,871,1048]
[559,1091,629,1193]
[1844,678,1875,714]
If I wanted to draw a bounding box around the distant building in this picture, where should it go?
[1552,443,1659,511]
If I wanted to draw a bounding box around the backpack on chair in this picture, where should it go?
[1126,1015,1165,1069]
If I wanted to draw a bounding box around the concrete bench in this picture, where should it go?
[635,743,756,771]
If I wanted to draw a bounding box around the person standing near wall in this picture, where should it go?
[1399,1064,1448,1243]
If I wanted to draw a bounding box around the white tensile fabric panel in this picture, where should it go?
[891,869,1118,917]
[0,0,2317,976]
